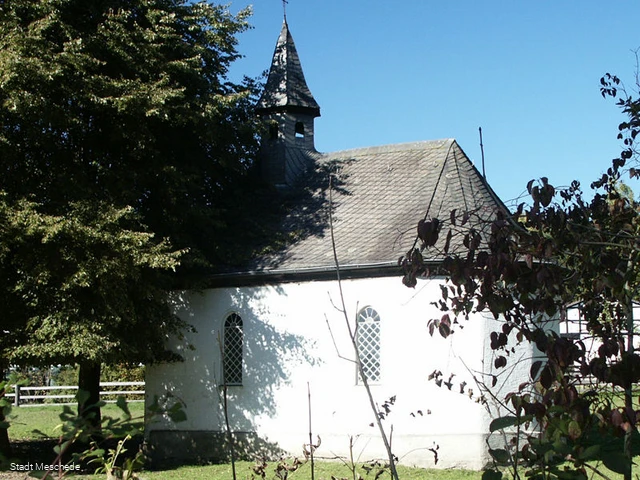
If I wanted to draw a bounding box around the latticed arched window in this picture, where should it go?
[356,306,381,383]
[223,313,243,385]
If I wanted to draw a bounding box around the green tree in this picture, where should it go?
[0,196,185,445]
[0,0,261,448]
[0,0,260,267]
[402,76,640,479]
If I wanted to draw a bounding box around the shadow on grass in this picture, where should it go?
[2,435,145,475]
[144,430,286,470]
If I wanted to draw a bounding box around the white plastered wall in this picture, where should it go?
[146,275,538,469]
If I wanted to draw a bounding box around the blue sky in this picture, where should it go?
[228,1,640,206]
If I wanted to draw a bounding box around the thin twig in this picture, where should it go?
[328,174,399,480]
[325,313,357,364]
[308,382,315,480]
[409,142,454,253]
[217,333,237,480]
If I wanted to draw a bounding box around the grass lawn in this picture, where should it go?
[6,402,145,440]
[26,461,486,480]
[3,404,484,478]
[2,404,637,479]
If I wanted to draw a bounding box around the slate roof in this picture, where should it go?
[247,139,507,275]
[215,20,508,283]
[255,19,320,117]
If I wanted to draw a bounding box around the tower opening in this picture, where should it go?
[269,123,279,140]
[255,19,320,187]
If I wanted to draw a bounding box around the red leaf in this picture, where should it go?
[530,360,542,380]
[494,356,507,369]
[444,230,453,254]
[540,365,553,389]
[539,184,555,207]
[526,179,535,194]
[438,322,451,338]
[417,219,440,247]
[402,273,417,288]
[428,320,436,337]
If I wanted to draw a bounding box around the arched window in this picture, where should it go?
[223,313,243,385]
[356,306,381,383]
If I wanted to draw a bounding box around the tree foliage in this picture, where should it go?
[0,0,262,362]
[0,0,262,443]
[0,0,261,267]
[0,196,186,367]
[402,75,640,479]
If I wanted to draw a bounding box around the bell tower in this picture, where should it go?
[256,19,321,187]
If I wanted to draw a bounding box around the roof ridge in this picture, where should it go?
[319,138,455,157]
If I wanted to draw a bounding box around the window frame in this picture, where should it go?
[356,306,381,384]
[222,312,244,386]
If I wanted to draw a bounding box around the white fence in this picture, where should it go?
[5,382,145,407]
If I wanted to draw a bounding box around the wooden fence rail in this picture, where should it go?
[5,381,145,407]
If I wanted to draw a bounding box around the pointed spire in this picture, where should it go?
[256,19,320,118]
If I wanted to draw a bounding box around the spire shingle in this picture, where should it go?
[256,19,320,117]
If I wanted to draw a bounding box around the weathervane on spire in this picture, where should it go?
[282,0,288,20]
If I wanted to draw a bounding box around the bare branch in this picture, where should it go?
[327,174,400,480]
